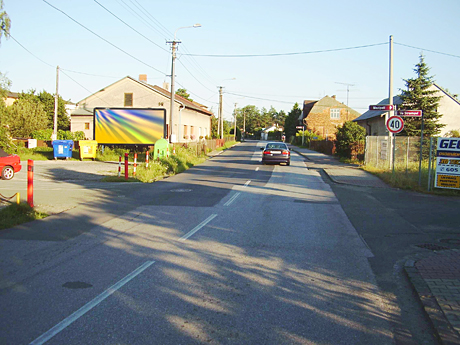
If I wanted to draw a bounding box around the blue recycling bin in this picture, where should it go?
[52,140,74,160]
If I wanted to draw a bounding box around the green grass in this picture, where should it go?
[363,161,460,196]
[101,145,209,183]
[0,203,48,230]
[216,140,237,151]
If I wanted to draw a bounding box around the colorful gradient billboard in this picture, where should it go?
[94,108,166,145]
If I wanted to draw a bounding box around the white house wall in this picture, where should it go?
[75,78,211,142]
[432,87,460,136]
[70,115,93,140]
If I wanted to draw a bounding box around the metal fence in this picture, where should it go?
[365,136,426,169]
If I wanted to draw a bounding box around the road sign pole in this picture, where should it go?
[418,112,425,187]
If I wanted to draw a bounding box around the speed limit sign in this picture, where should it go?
[386,116,404,134]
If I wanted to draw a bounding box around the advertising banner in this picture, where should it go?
[435,137,460,190]
[94,108,166,145]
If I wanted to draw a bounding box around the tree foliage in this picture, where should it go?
[399,54,444,137]
[0,0,11,45]
[176,88,193,102]
[284,103,301,141]
[445,129,460,138]
[19,90,70,131]
[3,97,49,137]
[335,121,366,158]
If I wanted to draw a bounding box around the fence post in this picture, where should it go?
[146,151,149,168]
[427,137,434,191]
[133,153,137,177]
[27,160,34,208]
[118,156,121,177]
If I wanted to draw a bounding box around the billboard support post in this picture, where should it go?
[124,153,129,180]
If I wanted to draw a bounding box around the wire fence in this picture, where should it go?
[365,136,426,170]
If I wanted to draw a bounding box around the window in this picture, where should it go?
[84,122,90,130]
[330,108,340,119]
[124,93,133,107]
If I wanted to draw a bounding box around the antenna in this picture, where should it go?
[335,82,355,120]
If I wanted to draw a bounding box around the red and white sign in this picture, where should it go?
[369,105,395,111]
[386,116,404,134]
[396,110,422,117]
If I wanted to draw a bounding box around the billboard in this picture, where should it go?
[435,137,460,190]
[94,108,166,145]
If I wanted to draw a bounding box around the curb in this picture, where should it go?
[404,253,460,345]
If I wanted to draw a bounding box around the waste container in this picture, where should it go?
[52,140,74,160]
[79,140,98,160]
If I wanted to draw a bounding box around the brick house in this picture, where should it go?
[299,95,361,140]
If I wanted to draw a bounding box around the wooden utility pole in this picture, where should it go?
[218,86,223,139]
[53,66,59,140]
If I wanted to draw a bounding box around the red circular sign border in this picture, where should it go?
[386,115,404,134]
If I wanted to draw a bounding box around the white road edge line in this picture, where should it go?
[180,214,218,241]
[29,260,155,345]
[224,192,241,207]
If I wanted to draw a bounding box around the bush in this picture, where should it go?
[335,121,366,159]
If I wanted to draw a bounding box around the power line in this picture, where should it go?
[181,42,388,58]
[42,0,166,76]
[225,91,296,105]
[127,0,173,39]
[92,0,169,53]
[8,35,54,68]
[395,42,460,59]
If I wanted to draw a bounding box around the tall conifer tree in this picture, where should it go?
[399,54,444,137]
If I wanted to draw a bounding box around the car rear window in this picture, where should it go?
[266,144,286,149]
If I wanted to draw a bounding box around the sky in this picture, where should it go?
[1,0,459,121]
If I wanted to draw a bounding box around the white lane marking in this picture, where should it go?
[224,192,241,207]
[255,167,259,171]
[180,214,218,241]
[244,180,251,188]
[30,260,155,345]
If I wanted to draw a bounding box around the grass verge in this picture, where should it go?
[101,144,222,183]
[363,162,460,196]
[0,203,48,231]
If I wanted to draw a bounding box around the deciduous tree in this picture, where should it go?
[4,98,49,137]
[0,0,11,45]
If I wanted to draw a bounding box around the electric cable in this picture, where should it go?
[42,0,166,76]
[182,42,388,58]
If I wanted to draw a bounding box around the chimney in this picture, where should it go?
[331,95,336,99]
[139,74,147,83]
[163,82,170,90]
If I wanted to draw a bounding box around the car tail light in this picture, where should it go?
[282,150,290,155]
[263,150,271,155]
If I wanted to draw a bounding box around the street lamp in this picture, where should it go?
[167,24,201,143]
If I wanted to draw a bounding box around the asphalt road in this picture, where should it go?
[1,142,398,344]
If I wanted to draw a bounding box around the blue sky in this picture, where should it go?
[1,0,459,121]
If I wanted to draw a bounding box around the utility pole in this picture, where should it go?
[218,86,223,139]
[389,35,394,168]
[167,39,179,142]
[243,109,246,139]
[166,24,201,143]
[53,66,59,141]
[233,103,237,141]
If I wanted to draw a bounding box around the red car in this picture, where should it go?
[0,149,22,180]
